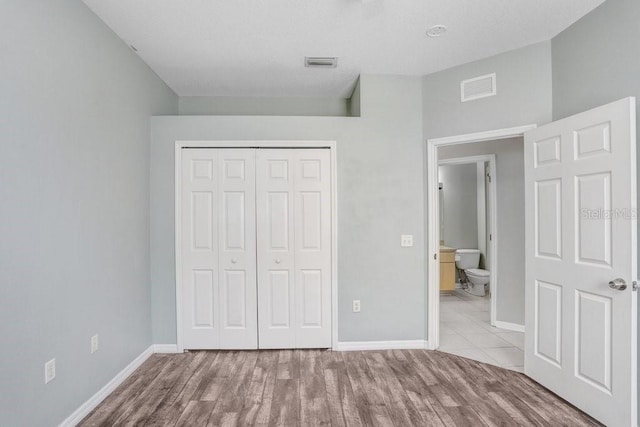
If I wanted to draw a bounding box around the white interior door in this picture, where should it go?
[256,149,332,349]
[524,97,637,426]
[294,149,332,348]
[256,149,296,348]
[218,149,257,349]
[181,148,257,349]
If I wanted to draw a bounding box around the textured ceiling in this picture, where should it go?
[82,0,604,98]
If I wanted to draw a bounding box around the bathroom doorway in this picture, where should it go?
[426,125,531,371]
[438,155,495,305]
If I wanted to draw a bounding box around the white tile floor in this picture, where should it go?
[439,289,524,372]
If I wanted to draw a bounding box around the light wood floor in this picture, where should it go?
[80,349,600,426]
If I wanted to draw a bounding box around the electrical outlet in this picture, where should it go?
[45,359,56,384]
[352,300,361,313]
[91,334,99,354]
[401,235,414,247]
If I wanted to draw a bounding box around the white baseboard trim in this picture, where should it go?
[59,345,154,427]
[334,340,429,351]
[494,321,525,333]
[153,344,180,353]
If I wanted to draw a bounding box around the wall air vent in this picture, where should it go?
[305,57,338,68]
[460,73,496,102]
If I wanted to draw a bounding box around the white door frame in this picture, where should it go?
[174,140,338,352]
[438,154,497,324]
[426,125,536,350]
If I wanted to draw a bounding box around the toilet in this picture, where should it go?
[455,249,490,297]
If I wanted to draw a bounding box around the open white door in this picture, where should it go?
[524,97,637,426]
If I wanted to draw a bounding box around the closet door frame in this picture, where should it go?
[175,140,337,352]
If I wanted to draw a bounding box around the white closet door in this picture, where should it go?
[181,149,220,349]
[218,149,257,349]
[256,150,296,348]
[181,148,257,350]
[256,149,332,349]
[293,149,332,348]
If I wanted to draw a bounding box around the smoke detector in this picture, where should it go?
[426,25,447,37]
[304,57,338,68]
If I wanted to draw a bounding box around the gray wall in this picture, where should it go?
[439,138,526,325]
[439,163,479,250]
[552,0,640,123]
[551,0,640,422]
[151,75,425,344]
[347,77,361,118]
[179,96,350,117]
[423,41,553,139]
[0,1,178,425]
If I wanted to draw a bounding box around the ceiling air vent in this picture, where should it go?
[460,73,496,102]
[305,57,338,68]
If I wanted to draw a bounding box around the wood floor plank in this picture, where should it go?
[299,350,331,427]
[110,354,192,425]
[117,352,194,425]
[453,378,520,427]
[142,350,210,426]
[174,400,216,427]
[433,356,523,427]
[364,351,425,426]
[384,350,447,426]
[79,354,171,426]
[80,349,602,427]
[404,350,488,426]
[252,352,278,426]
[342,351,396,426]
[510,373,600,425]
[321,351,363,427]
[207,351,259,426]
[199,351,248,402]
[145,351,220,426]
[268,350,301,427]
[236,350,279,426]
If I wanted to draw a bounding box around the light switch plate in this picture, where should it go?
[45,359,56,384]
[352,300,361,313]
[91,334,99,354]
[401,235,414,247]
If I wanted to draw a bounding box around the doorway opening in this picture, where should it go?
[426,125,535,371]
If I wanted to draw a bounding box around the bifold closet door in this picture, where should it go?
[181,148,257,350]
[256,149,332,349]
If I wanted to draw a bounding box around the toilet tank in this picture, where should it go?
[455,249,480,270]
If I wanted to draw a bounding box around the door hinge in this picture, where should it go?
[434,254,437,260]
[489,234,492,241]
[487,173,492,183]
[633,281,638,292]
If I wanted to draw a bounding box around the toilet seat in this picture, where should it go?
[466,268,489,278]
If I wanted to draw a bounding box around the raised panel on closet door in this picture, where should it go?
[256,150,296,348]
[294,149,332,348]
[181,149,220,349]
[218,149,257,349]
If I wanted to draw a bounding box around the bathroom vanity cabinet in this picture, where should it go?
[439,246,456,293]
